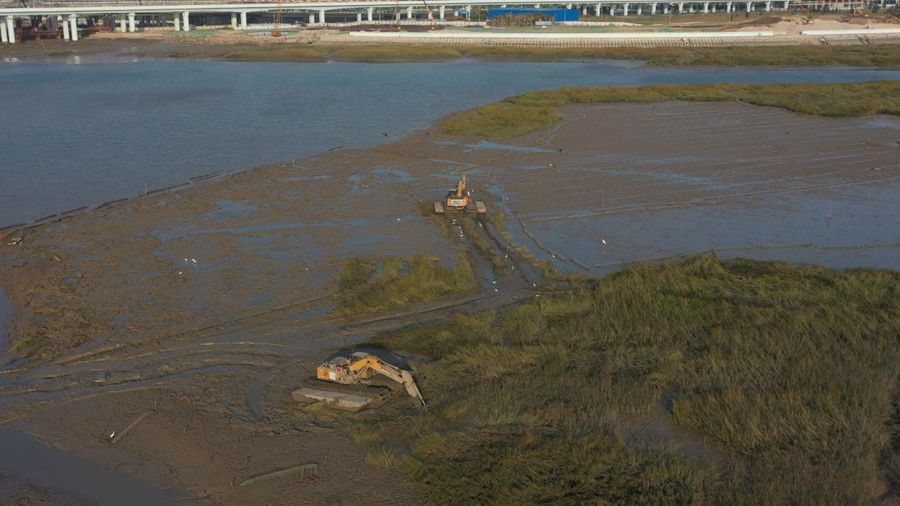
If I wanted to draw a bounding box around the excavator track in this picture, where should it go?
[298,378,391,397]
[292,378,392,411]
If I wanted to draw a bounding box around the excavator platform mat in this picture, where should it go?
[292,379,391,411]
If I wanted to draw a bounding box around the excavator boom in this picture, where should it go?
[350,355,426,406]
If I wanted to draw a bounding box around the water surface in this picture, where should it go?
[0,426,183,505]
[1,58,898,225]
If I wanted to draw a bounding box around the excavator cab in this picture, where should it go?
[434,174,487,215]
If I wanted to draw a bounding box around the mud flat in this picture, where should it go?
[0,90,897,503]
[464,101,900,273]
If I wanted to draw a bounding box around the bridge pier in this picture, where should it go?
[60,15,69,39]
[230,12,237,28]
[357,11,362,22]
[240,11,247,29]
[368,6,374,21]
[765,1,771,9]
[407,5,413,18]
[181,11,190,31]
[69,14,77,41]
[623,2,628,15]
[746,1,752,10]
[3,15,14,43]
[309,12,316,24]
[319,8,326,23]
[0,19,7,44]
[439,5,444,19]
[173,12,180,31]
[128,12,135,32]
[118,16,126,32]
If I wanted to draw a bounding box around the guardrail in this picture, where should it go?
[349,29,778,37]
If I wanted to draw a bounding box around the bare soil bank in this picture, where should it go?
[0,99,897,503]
[2,31,900,66]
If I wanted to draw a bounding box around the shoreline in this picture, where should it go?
[2,34,900,66]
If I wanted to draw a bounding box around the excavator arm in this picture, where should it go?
[456,174,466,198]
[350,356,426,406]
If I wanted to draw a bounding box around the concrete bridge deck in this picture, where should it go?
[0,0,896,43]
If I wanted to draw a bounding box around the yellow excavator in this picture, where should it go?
[434,175,487,215]
[293,352,425,410]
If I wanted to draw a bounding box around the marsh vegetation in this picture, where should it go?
[440,80,900,138]
[354,256,900,504]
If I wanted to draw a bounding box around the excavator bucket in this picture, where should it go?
[400,370,426,407]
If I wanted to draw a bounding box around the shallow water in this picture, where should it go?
[1,58,899,225]
[0,426,183,505]
[0,287,9,352]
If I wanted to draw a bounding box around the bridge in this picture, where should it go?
[0,0,818,43]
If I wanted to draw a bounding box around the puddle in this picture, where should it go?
[0,426,185,505]
[465,141,556,154]
[371,167,414,184]
[347,168,415,193]
[281,174,332,182]
[864,116,900,130]
[200,199,257,221]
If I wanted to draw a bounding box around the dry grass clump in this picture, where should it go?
[441,80,900,139]
[354,255,900,504]
[335,254,477,316]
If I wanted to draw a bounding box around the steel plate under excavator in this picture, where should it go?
[292,379,392,411]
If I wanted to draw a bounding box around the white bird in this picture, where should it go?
[184,258,188,262]
[108,431,116,439]
[178,271,183,275]
[191,258,197,263]
[602,239,607,245]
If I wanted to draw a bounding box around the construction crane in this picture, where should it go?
[434,174,487,214]
[315,352,426,406]
[272,0,284,37]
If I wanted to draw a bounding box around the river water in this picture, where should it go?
[1,58,899,225]
[0,426,183,505]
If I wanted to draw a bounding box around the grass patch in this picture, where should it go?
[355,256,900,503]
[441,80,900,139]
[10,334,41,354]
[335,254,478,316]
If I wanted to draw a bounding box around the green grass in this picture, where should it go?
[213,43,900,66]
[354,256,900,504]
[440,80,900,139]
[335,254,478,316]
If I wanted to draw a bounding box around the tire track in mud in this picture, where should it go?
[0,221,546,425]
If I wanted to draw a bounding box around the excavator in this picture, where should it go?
[293,352,425,410]
[434,175,487,215]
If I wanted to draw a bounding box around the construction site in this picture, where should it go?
[0,1,899,501]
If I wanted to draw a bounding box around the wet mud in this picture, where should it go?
[0,101,897,503]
